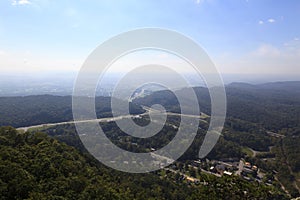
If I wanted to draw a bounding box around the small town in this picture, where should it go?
[160,158,273,186]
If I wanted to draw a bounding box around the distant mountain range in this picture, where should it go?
[0,81,299,132]
[134,81,300,132]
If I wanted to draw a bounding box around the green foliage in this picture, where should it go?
[0,127,288,200]
[272,137,300,197]
[282,137,300,172]
[0,126,129,199]
[223,118,272,151]
[135,82,300,132]
[0,95,144,128]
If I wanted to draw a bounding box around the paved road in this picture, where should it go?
[235,159,244,176]
[17,114,134,132]
[165,167,201,182]
[150,152,175,164]
[188,164,222,178]
[143,106,208,123]
[17,108,208,132]
[266,131,285,138]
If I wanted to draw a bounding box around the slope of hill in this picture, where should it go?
[0,95,144,128]
[134,81,300,133]
[0,126,288,200]
[134,81,300,196]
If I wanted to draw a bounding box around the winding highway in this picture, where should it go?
[17,108,208,132]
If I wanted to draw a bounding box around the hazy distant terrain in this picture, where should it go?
[1,71,299,97]
[135,81,300,132]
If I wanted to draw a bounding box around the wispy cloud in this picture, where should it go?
[195,0,213,5]
[258,18,276,25]
[268,18,275,23]
[254,44,280,57]
[11,0,31,6]
[283,38,300,55]
[218,41,300,75]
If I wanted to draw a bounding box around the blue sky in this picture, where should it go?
[0,0,299,77]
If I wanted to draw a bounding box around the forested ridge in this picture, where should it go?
[134,81,300,133]
[134,81,300,197]
[0,127,288,200]
[1,82,299,133]
[0,95,143,128]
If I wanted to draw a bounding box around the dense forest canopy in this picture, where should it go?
[0,95,143,128]
[0,127,288,199]
[134,81,300,133]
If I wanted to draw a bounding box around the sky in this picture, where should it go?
[0,0,300,80]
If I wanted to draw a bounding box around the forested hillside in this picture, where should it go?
[1,82,299,133]
[0,95,143,128]
[134,81,300,133]
[0,127,288,200]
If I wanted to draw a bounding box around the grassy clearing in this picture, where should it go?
[242,147,254,157]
